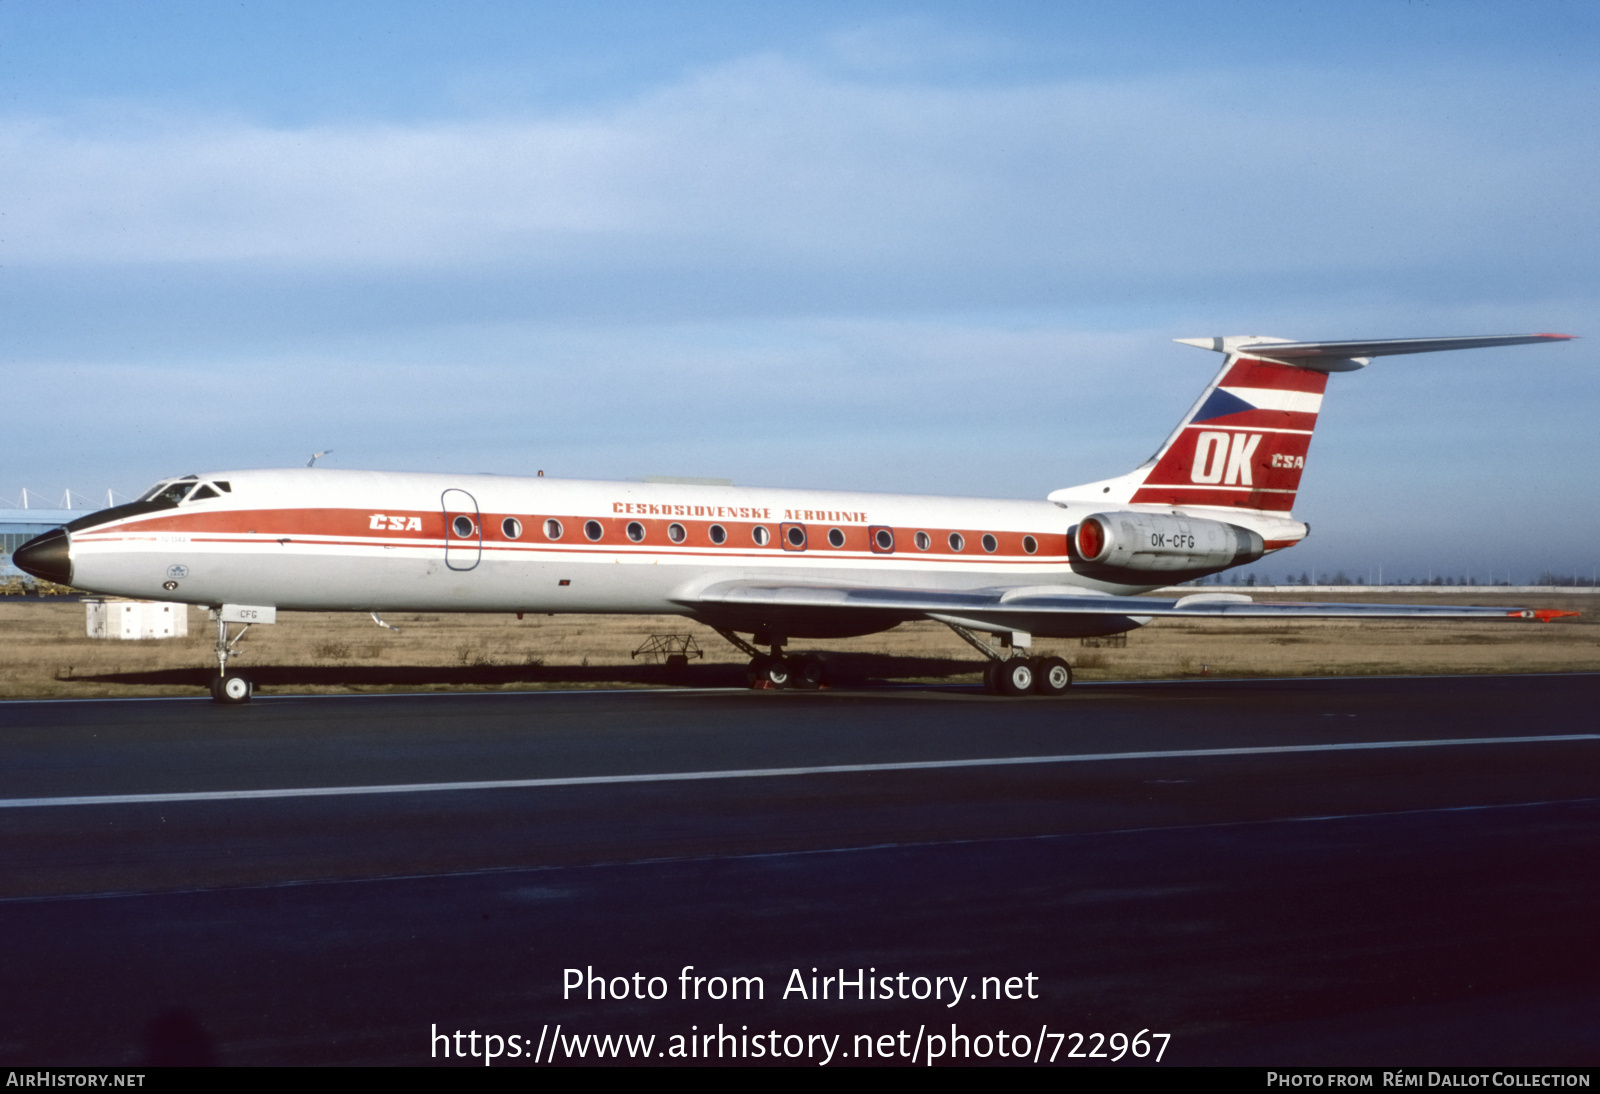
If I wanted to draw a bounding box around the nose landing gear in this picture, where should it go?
[210,614,255,704]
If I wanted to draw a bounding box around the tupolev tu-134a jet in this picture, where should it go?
[14,332,1579,703]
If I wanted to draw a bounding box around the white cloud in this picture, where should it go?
[3,55,1594,293]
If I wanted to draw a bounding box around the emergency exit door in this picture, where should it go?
[442,488,482,571]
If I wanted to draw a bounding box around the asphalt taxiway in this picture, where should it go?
[1,674,1596,1065]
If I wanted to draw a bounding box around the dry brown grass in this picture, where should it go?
[0,592,1593,700]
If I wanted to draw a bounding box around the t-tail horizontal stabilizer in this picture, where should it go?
[1172,333,1576,373]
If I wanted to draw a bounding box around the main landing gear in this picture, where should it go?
[745,651,827,690]
[715,628,827,690]
[945,622,1073,698]
[713,623,1073,697]
[982,655,1073,697]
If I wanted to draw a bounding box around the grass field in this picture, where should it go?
[0,591,1593,700]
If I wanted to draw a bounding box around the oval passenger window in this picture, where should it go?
[502,518,523,539]
[626,521,645,542]
[668,522,686,543]
[452,516,475,538]
[982,534,998,553]
[584,520,603,541]
[827,528,845,548]
[709,524,727,544]
[544,519,563,540]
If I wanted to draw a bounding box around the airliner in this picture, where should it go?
[14,333,1577,703]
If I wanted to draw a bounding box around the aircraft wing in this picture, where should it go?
[680,581,1577,633]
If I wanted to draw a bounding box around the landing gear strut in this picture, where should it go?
[210,614,254,704]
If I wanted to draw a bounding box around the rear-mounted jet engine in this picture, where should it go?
[1073,512,1265,576]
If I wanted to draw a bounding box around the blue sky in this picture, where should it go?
[3,1,1596,581]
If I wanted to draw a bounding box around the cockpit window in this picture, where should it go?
[213,481,231,493]
[150,482,197,505]
[137,475,199,504]
[188,485,220,502]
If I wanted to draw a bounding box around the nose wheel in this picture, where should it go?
[210,672,254,704]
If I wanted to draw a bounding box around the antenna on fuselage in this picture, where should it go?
[306,450,333,468]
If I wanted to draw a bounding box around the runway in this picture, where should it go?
[1,673,1597,1066]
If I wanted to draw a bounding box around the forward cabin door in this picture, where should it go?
[442,488,482,571]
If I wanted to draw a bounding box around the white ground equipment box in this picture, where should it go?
[85,599,189,640]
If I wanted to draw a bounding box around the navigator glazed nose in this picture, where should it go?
[13,527,72,585]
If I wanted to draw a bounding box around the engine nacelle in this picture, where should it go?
[1073,511,1265,573]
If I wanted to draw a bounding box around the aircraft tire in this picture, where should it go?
[763,656,793,689]
[792,654,826,690]
[747,655,792,689]
[1034,656,1072,696]
[214,672,253,705]
[982,660,1003,695]
[995,658,1034,697]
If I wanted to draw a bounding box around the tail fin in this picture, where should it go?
[1132,336,1326,513]
[1049,333,1574,514]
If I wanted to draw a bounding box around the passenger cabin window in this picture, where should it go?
[1022,535,1038,554]
[914,531,930,551]
[668,522,687,543]
[502,518,523,539]
[709,524,727,544]
[981,534,998,553]
[626,521,645,542]
[948,532,965,552]
[544,519,564,540]
[452,516,476,538]
[827,528,845,548]
[752,526,770,546]
[584,520,603,541]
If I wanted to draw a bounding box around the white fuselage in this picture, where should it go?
[65,468,1299,630]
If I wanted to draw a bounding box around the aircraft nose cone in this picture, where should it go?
[13,528,72,585]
